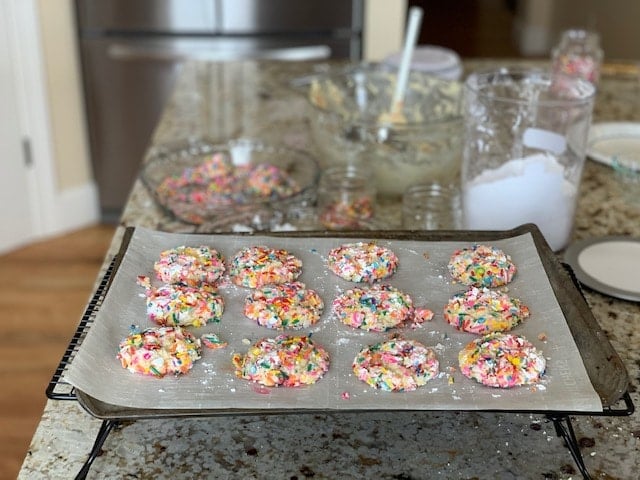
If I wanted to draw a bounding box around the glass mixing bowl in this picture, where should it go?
[305,63,463,198]
[141,138,320,230]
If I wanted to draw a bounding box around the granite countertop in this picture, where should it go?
[19,59,640,479]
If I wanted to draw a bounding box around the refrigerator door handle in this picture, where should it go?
[107,43,332,62]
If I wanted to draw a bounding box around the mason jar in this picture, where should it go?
[551,29,603,84]
[461,68,596,251]
[402,183,461,230]
[317,164,376,230]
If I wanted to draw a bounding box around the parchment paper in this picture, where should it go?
[64,227,603,412]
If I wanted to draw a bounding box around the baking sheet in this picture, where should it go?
[64,227,603,412]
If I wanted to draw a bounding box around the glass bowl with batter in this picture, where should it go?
[305,63,463,199]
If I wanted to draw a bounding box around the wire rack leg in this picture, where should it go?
[547,414,592,480]
[74,419,119,480]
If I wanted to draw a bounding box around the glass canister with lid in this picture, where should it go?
[551,29,603,84]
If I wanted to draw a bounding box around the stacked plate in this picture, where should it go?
[564,122,640,301]
[383,45,463,81]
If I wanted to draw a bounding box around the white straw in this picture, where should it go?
[392,6,424,112]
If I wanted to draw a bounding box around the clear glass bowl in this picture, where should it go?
[141,138,320,230]
[304,63,463,198]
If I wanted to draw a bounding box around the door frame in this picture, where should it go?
[2,0,55,239]
[1,0,94,253]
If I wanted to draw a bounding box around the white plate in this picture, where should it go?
[587,122,640,166]
[564,236,640,301]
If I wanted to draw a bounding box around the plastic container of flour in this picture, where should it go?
[461,68,596,251]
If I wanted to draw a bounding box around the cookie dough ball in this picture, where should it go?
[458,333,546,388]
[353,338,439,391]
[117,326,202,377]
[332,283,414,332]
[444,287,530,335]
[244,282,324,330]
[146,283,224,328]
[154,246,225,287]
[448,244,516,288]
[229,245,303,288]
[327,242,399,283]
[232,335,330,387]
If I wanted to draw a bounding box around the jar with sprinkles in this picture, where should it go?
[551,29,603,85]
[317,164,376,230]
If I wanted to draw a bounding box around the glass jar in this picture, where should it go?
[551,29,603,84]
[461,68,596,251]
[317,165,375,230]
[402,183,461,230]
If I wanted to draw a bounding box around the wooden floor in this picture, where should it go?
[0,224,116,480]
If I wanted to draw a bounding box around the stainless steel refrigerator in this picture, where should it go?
[75,0,363,222]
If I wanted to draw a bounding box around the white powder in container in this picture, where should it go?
[462,153,577,251]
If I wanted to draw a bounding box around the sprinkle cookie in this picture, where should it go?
[145,283,224,328]
[154,246,225,287]
[229,245,302,288]
[353,338,439,391]
[458,332,546,388]
[244,282,324,330]
[232,335,330,387]
[444,287,530,335]
[327,242,399,283]
[117,326,202,378]
[332,283,414,332]
[448,244,516,288]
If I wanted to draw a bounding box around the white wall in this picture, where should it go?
[363,0,407,61]
[516,0,640,59]
[514,0,555,56]
[553,0,640,60]
[37,0,93,190]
